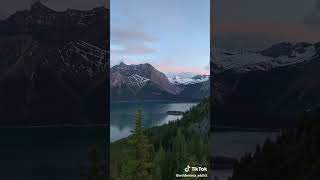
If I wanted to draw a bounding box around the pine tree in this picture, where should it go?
[154,142,166,180]
[173,128,187,173]
[129,109,153,180]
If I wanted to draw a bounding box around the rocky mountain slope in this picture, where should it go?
[110,62,209,101]
[212,42,320,128]
[0,2,109,125]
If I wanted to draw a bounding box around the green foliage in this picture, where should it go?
[231,108,320,180]
[130,109,154,179]
[173,128,187,172]
[115,109,154,180]
[153,143,166,180]
[110,99,209,180]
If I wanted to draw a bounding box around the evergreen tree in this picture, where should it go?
[129,109,153,180]
[154,142,166,180]
[173,128,187,173]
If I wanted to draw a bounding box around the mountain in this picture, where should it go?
[212,42,317,74]
[212,41,320,128]
[110,62,210,101]
[111,62,178,101]
[0,2,109,126]
[167,73,209,85]
[178,79,210,100]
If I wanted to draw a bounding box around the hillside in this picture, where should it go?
[0,2,109,125]
[110,98,209,179]
[230,107,320,180]
[212,42,320,128]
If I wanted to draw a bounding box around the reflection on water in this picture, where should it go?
[110,101,197,142]
[110,125,131,142]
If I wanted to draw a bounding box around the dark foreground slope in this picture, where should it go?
[230,107,320,180]
[0,2,109,126]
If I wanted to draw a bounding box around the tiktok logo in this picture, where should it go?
[184,165,191,172]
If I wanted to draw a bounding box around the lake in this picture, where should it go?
[210,131,280,180]
[110,101,197,142]
[0,126,108,180]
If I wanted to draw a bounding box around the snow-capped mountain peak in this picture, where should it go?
[167,73,209,85]
[212,42,319,74]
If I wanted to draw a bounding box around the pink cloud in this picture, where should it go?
[111,28,157,43]
[111,28,158,57]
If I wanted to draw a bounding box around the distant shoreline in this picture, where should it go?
[0,124,108,129]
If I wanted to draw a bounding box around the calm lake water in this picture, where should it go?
[0,126,108,180]
[110,101,197,142]
[210,131,280,180]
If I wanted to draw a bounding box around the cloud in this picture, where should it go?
[111,28,157,58]
[158,65,209,75]
[111,29,156,43]
[112,44,156,55]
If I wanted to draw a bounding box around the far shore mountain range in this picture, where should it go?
[212,41,320,129]
[110,62,210,101]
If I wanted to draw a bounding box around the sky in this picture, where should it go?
[111,0,210,75]
[0,0,108,18]
[212,0,320,50]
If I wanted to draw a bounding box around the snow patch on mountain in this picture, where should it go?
[128,74,150,87]
[167,74,209,85]
[213,42,318,74]
[58,40,108,78]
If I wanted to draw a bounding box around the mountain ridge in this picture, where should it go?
[212,41,319,74]
[110,62,209,101]
[212,41,320,128]
[0,2,109,125]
